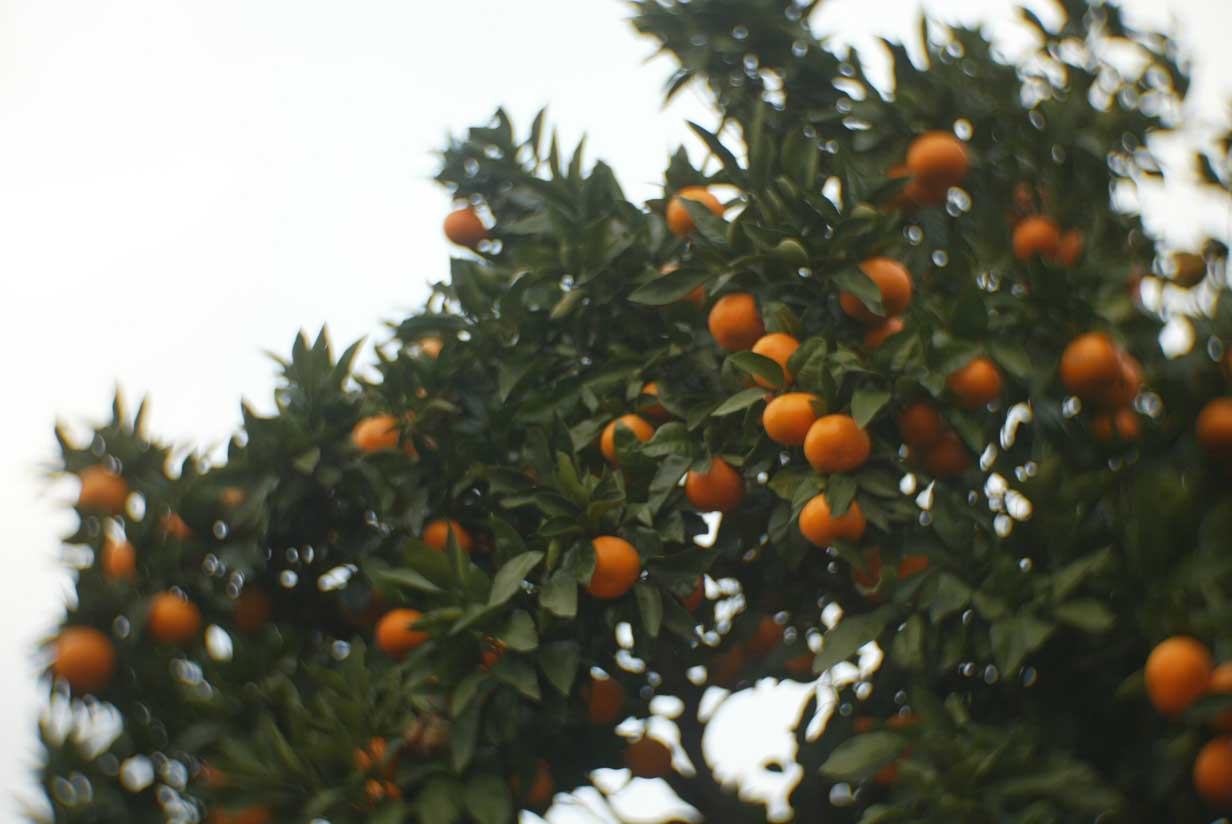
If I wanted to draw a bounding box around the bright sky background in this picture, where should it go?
[2,0,1229,819]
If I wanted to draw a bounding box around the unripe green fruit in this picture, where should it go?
[772,239,809,268]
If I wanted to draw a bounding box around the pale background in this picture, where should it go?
[2,0,1229,820]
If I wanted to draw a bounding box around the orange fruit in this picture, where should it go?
[147,592,203,646]
[423,518,474,554]
[625,736,673,778]
[419,337,443,358]
[600,414,655,465]
[710,644,747,687]
[352,414,402,453]
[52,627,116,693]
[804,415,872,473]
[220,486,246,507]
[864,317,904,350]
[873,762,900,786]
[659,262,705,307]
[906,131,969,192]
[1091,407,1142,443]
[751,333,801,388]
[1197,398,1232,460]
[76,466,128,515]
[234,588,271,634]
[897,554,930,580]
[1012,216,1061,261]
[746,616,784,657]
[516,759,554,807]
[375,608,428,658]
[898,402,944,448]
[587,536,641,599]
[885,163,945,210]
[480,637,506,670]
[1209,663,1232,732]
[923,431,970,478]
[639,381,669,420]
[354,737,388,772]
[666,186,725,237]
[208,808,273,824]
[685,457,745,513]
[763,392,823,446]
[708,293,765,351]
[946,357,1003,409]
[1098,351,1143,408]
[584,676,625,725]
[443,207,487,249]
[100,538,136,581]
[681,577,705,612]
[1194,737,1232,809]
[840,258,913,324]
[1056,229,1084,266]
[1060,333,1122,402]
[160,512,192,541]
[799,494,866,547]
[1145,636,1213,716]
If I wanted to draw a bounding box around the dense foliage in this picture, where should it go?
[37,1,1232,822]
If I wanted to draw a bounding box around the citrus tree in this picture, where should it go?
[36,1,1232,822]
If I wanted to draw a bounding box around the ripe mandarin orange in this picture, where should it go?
[1194,737,1232,810]
[799,494,866,547]
[1092,407,1141,443]
[708,293,765,351]
[898,554,930,580]
[804,415,872,473]
[234,588,271,634]
[1210,662,1232,732]
[375,608,428,658]
[100,538,136,581]
[946,357,1003,409]
[864,317,904,350]
[587,536,641,599]
[76,466,129,515]
[906,131,969,192]
[625,737,673,778]
[52,626,116,693]
[751,333,800,388]
[639,381,669,420]
[584,676,625,725]
[423,518,473,553]
[1197,398,1232,460]
[352,415,401,452]
[840,258,913,324]
[666,186,725,237]
[1060,332,1122,402]
[923,431,970,478]
[419,337,443,358]
[681,577,705,612]
[1145,636,1213,716]
[148,592,203,646]
[161,512,192,541]
[600,414,655,465]
[1012,216,1061,261]
[660,261,705,307]
[746,616,784,657]
[898,402,944,448]
[519,759,554,807]
[443,207,487,249]
[685,457,745,513]
[763,392,823,446]
[1056,229,1084,266]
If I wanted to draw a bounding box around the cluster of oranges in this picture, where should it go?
[1011,215,1083,266]
[1144,637,1232,809]
[1059,332,1144,444]
[886,131,970,210]
[353,737,402,806]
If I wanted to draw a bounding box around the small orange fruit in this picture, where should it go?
[516,759,554,807]
[583,676,625,726]
[906,131,970,192]
[751,333,801,388]
[160,512,192,541]
[52,626,116,693]
[443,207,487,249]
[685,457,745,513]
[1056,229,1084,266]
[76,466,129,516]
[352,415,402,453]
[1209,662,1232,732]
[234,588,271,634]
[710,644,747,687]
[864,317,904,350]
[100,538,136,581]
[746,616,784,657]
[147,592,203,646]
[708,293,766,351]
[840,258,913,324]
[208,807,273,824]
[419,337,443,358]
[587,536,641,599]
[897,554,930,580]
[220,486,246,507]
[480,637,506,670]
[666,186,725,237]
[1012,215,1061,261]
[799,494,867,547]
[375,608,428,658]
[600,414,655,465]
[946,357,1003,409]
[1091,407,1142,443]
[922,431,970,478]
[804,415,872,474]
[659,262,705,307]
[1060,333,1122,402]
[423,518,473,554]
[681,577,705,612]
[639,382,669,420]
[1193,737,1232,810]
[1197,398,1232,461]
[763,392,823,446]
[1145,636,1213,716]
[898,402,944,448]
[354,737,388,772]
[625,737,673,778]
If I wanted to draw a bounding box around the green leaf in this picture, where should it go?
[493,656,541,701]
[450,672,487,718]
[819,731,905,781]
[814,606,895,673]
[414,779,464,824]
[465,774,514,824]
[851,389,891,427]
[990,613,1055,673]
[635,583,663,638]
[451,702,482,772]
[539,570,578,618]
[372,567,444,594]
[498,357,536,402]
[712,387,768,417]
[832,265,885,317]
[728,351,785,388]
[539,641,580,695]
[686,121,743,177]
[498,609,538,651]
[890,614,925,670]
[929,573,972,621]
[1055,600,1116,634]
[628,266,710,305]
[488,552,545,606]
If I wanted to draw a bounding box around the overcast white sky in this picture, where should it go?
[2,0,1229,819]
